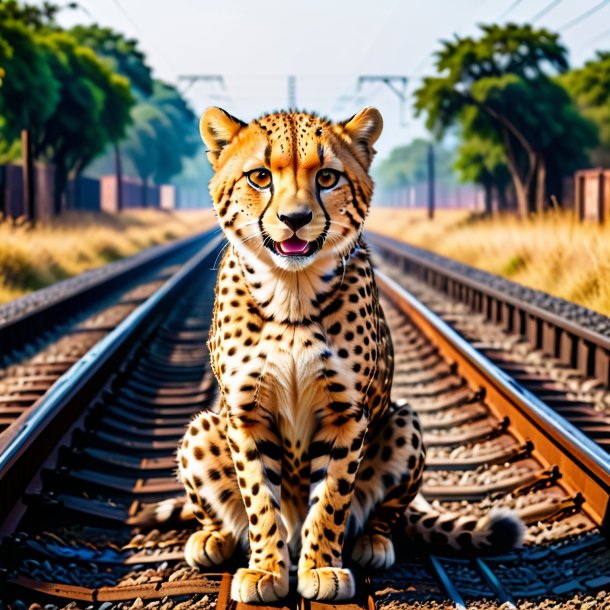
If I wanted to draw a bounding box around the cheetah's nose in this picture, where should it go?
[278,209,313,231]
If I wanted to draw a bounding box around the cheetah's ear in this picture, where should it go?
[200,107,247,169]
[336,107,383,169]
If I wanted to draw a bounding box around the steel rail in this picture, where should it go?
[0,229,217,359]
[368,232,610,386]
[376,269,610,529]
[0,233,224,525]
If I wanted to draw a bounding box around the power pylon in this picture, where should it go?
[357,76,409,125]
[178,75,225,95]
[288,76,297,109]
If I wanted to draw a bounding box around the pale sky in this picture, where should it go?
[50,0,610,161]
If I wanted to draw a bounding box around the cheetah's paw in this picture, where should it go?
[351,533,395,570]
[297,567,355,600]
[230,568,289,602]
[184,529,235,567]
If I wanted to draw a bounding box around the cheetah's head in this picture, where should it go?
[200,107,382,272]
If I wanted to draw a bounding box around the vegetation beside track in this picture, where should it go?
[367,207,610,317]
[0,209,215,304]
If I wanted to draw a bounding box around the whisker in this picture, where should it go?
[330,219,357,233]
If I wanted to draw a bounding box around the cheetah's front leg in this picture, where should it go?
[298,406,368,601]
[227,415,290,602]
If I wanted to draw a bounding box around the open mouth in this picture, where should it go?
[271,235,319,258]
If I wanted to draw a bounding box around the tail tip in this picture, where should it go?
[484,508,526,552]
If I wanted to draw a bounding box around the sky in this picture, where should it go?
[50,0,610,161]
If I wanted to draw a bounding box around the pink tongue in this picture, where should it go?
[279,236,309,254]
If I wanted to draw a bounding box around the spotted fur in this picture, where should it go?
[175,107,523,602]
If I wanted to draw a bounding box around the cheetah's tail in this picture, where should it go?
[128,496,196,527]
[404,495,525,553]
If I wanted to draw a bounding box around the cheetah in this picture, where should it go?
[175,107,524,602]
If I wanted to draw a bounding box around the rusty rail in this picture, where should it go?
[1,236,610,608]
[376,269,610,529]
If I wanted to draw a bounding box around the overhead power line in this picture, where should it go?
[580,24,610,50]
[559,0,610,31]
[110,0,142,35]
[498,0,523,21]
[531,0,563,23]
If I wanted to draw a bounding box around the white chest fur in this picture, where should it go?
[259,324,326,452]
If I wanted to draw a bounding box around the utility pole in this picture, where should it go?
[178,75,225,95]
[357,76,409,125]
[427,142,435,220]
[287,76,296,109]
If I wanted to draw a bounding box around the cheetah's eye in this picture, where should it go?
[246,168,272,190]
[316,169,341,190]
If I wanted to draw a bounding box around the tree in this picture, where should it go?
[375,139,430,190]
[70,25,153,98]
[123,81,198,205]
[148,81,198,184]
[561,52,610,168]
[0,8,60,220]
[172,152,215,207]
[415,23,597,217]
[454,135,511,214]
[71,24,152,209]
[33,32,133,214]
[374,138,457,206]
[122,103,163,206]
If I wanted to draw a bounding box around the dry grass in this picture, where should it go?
[0,209,215,304]
[366,207,610,317]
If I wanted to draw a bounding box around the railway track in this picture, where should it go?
[368,232,610,454]
[1,234,610,609]
[0,230,214,445]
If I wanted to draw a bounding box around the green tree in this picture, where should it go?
[375,139,430,190]
[0,7,60,220]
[172,152,214,207]
[71,24,152,209]
[123,81,198,205]
[0,0,62,28]
[562,52,610,168]
[414,23,597,217]
[454,135,511,214]
[122,103,163,205]
[70,25,153,98]
[34,32,133,213]
[374,138,457,207]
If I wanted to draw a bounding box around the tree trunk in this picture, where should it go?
[142,175,148,207]
[483,178,493,216]
[21,129,35,225]
[501,131,529,219]
[114,141,123,212]
[535,154,546,214]
[53,157,67,216]
[427,142,435,220]
[496,184,509,211]
[505,159,528,218]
